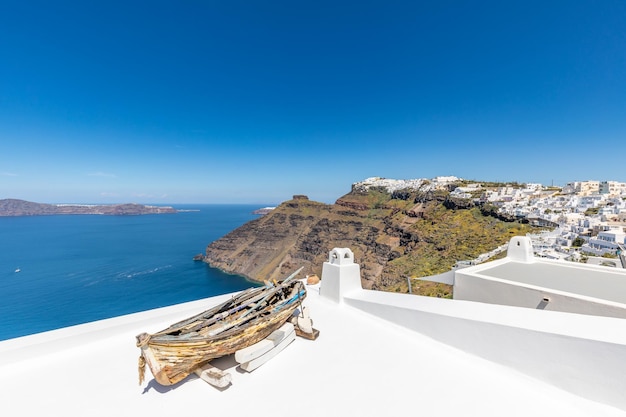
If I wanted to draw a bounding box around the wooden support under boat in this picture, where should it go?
[235,322,295,364]
[194,363,232,388]
[239,325,297,372]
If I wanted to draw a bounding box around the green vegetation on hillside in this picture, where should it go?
[206,185,543,299]
[339,187,538,296]
[383,204,533,295]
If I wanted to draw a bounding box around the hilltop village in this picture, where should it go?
[355,177,626,267]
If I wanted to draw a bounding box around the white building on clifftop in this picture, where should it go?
[353,176,462,194]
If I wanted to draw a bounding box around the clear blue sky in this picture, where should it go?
[1,1,624,204]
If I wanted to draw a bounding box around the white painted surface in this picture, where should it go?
[319,247,362,303]
[454,237,626,317]
[506,235,535,262]
[3,241,626,416]
[343,288,626,411]
[0,284,625,416]
[194,363,232,388]
[319,243,626,411]
[235,322,294,363]
[239,326,296,372]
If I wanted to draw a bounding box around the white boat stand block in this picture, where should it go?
[238,324,296,372]
[194,363,232,388]
[235,322,295,364]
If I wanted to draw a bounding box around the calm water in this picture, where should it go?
[0,205,264,341]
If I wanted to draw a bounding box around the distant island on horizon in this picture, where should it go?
[0,199,177,216]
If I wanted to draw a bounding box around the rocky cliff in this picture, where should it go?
[205,181,539,294]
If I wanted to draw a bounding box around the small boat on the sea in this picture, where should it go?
[136,267,308,386]
[14,268,20,273]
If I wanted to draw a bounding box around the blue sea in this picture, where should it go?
[0,205,265,341]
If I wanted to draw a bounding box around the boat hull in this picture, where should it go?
[137,279,306,386]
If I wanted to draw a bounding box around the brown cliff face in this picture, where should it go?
[204,190,538,294]
[205,197,384,288]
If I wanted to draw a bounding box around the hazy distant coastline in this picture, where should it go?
[0,199,177,216]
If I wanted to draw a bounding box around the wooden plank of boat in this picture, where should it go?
[207,281,305,337]
[236,267,303,322]
[235,322,295,364]
[153,285,267,336]
[186,287,272,334]
[239,326,296,372]
[194,363,232,388]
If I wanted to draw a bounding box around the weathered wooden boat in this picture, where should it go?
[136,267,307,386]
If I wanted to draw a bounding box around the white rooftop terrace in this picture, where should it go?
[2,244,626,416]
[454,236,626,318]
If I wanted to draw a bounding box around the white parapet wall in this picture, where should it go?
[342,289,626,412]
[319,243,626,412]
[454,235,626,318]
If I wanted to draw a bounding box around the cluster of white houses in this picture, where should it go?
[474,180,626,261]
[355,177,626,262]
[563,180,626,196]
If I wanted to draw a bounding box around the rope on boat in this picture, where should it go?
[138,353,146,385]
[136,332,151,347]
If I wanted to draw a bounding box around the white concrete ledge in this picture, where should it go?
[316,243,626,411]
[454,236,626,318]
[342,288,626,411]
